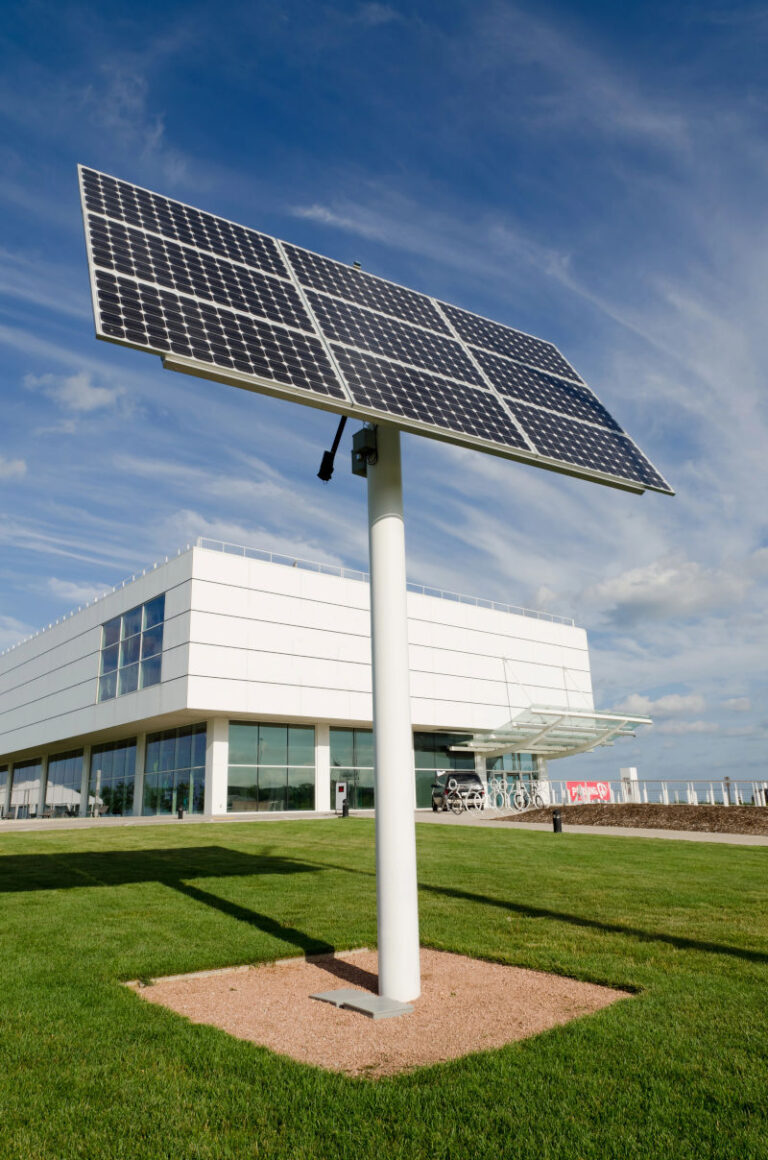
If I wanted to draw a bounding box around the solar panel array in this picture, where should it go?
[79,166,672,494]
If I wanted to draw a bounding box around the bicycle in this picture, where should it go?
[511,780,545,811]
[445,777,484,814]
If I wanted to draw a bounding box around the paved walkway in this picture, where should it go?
[417,810,768,845]
[3,809,768,845]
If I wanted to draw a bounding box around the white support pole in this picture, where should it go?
[366,424,421,1003]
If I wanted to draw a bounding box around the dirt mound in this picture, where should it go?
[498,802,768,835]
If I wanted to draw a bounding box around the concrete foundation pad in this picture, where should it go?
[311,987,414,1019]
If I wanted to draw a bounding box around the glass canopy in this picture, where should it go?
[449,706,652,760]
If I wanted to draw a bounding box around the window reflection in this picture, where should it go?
[226,723,315,813]
[98,594,165,702]
[143,724,206,816]
[45,750,83,817]
[89,740,136,816]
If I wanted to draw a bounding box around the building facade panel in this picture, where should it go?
[0,542,595,818]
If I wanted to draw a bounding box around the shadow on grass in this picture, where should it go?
[297,854,768,969]
[0,846,335,959]
[425,882,768,968]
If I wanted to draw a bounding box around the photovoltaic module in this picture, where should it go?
[78,166,673,495]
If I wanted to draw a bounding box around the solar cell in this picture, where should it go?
[442,302,582,383]
[87,214,312,333]
[81,167,286,278]
[474,348,621,432]
[93,269,346,400]
[333,346,530,450]
[307,291,484,387]
[510,401,668,490]
[284,242,450,333]
[79,166,673,495]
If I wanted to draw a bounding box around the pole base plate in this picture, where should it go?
[311,988,413,1020]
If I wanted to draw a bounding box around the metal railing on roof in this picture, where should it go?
[195,538,574,625]
[0,537,573,657]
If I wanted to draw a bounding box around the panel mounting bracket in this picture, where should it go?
[351,425,378,477]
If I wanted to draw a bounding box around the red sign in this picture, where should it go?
[566,781,612,804]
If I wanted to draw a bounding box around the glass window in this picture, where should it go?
[142,724,207,817]
[90,740,136,816]
[98,672,117,702]
[102,617,121,647]
[329,728,354,769]
[140,656,162,689]
[143,595,165,629]
[259,725,287,765]
[355,730,375,769]
[330,728,375,809]
[101,645,119,674]
[258,766,287,811]
[175,729,192,771]
[98,595,165,702]
[288,726,315,767]
[287,768,315,811]
[227,766,259,813]
[122,606,143,639]
[10,760,42,819]
[45,750,83,816]
[118,663,139,696]
[141,628,163,658]
[227,723,315,813]
[228,722,259,765]
[120,635,141,667]
[192,726,207,768]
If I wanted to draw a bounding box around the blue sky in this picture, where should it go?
[1,0,766,782]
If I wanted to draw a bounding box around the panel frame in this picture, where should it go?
[79,165,673,497]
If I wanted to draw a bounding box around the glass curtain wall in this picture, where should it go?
[330,728,375,809]
[45,750,84,816]
[98,594,165,702]
[330,729,475,808]
[485,752,537,787]
[413,732,474,808]
[0,766,7,816]
[143,724,206,815]
[227,723,315,812]
[89,740,136,816]
[10,759,43,819]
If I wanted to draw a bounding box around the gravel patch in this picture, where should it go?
[497,803,768,835]
[128,948,626,1078]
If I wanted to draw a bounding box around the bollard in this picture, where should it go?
[341,800,350,818]
[552,809,562,833]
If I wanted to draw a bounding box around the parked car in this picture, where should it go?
[431,771,486,811]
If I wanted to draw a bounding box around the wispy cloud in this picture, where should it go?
[47,577,111,605]
[0,248,91,320]
[24,370,125,414]
[613,693,707,718]
[655,720,719,736]
[352,3,401,26]
[722,697,751,712]
[0,456,26,480]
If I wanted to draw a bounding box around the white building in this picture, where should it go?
[0,539,621,821]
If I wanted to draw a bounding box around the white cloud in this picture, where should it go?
[0,614,36,652]
[79,67,189,187]
[353,3,401,25]
[581,556,748,625]
[613,692,707,718]
[723,697,751,712]
[0,455,26,480]
[655,720,719,736]
[24,371,124,414]
[47,578,111,605]
[0,248,91,321]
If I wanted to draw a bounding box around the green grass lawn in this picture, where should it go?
[0,820,766,1159]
